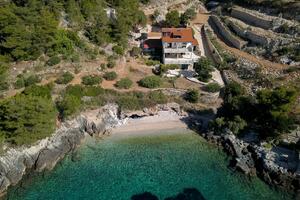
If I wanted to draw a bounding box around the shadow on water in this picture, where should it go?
[131,188,206,200]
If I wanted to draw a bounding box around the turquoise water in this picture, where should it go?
[8,131,292,200]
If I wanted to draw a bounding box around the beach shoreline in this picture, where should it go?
[112,110,191,135]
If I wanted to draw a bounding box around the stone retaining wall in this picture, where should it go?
[226,19,270,46]
[209,15,247,50]
[202,25,223,65]
[231,7,273,30]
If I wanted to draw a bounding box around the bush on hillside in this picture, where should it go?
[103,71,118,81]
[112,46,124,55]
[14,78,25,89]
[23,84,53,99]
[205,83,221,93]
[55,72,74,84]
[24,75,41,87]
[185,89,199,103]
[107,60,116,68]
[148,91,167,104]
[115,78,133,89]
[81,75,102,86]
[145,59,160,66]
[56,94,81,118]
[47,56,61,66]
[0,94,57,145]
[117,96,141,111]
[194,58,214,82]
[138,76,162,88]
[130,47,142,57]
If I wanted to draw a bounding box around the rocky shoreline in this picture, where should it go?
[203,131,300,196]
[0,103,299,197]
[0,103,187,197]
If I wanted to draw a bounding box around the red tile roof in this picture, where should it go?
[161,28,199,46]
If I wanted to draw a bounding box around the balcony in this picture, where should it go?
[164,58,194,65]
[163,48,191,53]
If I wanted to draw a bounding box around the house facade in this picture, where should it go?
[161,28,200,70]
[143,28,200,70]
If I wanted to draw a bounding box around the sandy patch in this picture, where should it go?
[112,111,189,135]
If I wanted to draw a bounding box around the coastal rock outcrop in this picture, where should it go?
[203,131,300,192]
[0,104,123,196]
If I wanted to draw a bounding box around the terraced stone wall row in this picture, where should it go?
[209,15,247,50]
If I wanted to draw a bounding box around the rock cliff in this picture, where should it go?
[0,104,123,197]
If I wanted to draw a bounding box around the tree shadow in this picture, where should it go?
[131,192,159,200]
[131,188,206,200]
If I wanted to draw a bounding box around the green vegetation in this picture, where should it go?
[103,71,118,81]
[107,55,117,68]
[112,46,124,55]
[15,74,41,89]
[47,56,61,66]
[81,75,102,86]
[55,72,74,84]
[165,8,197,27]
[56,85,170,116]
[14,78,25,89]
[139,76,162,88]
[212,82,298,138]
[145,59,160,66]
[0,63,9,91]
[148,91,167,104]
[185,89,199,103]
[165,10,181,27]
[194,58,214,82]
[130,47,142,57]
[180,8,197,25]
[115,78,133,89]
[0,85,57,145]
[0,0,146,63]
[158,64,180,75]
[205,83,221,93]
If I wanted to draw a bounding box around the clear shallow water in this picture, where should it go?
[8,131,292,200]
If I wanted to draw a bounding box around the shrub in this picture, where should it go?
[138,76,162,88]
[117,96,141,110]
[83,86,104,97]
[228,115,247,135]
[14,78,25,89]
[56,95,81,118]
[115,78,133,89]
[103,71,118,81]
[65,85,85,98]
[165,10,180,27]
[81,75,102,86]
[71,54,80,63]
[107,60,116,68]
[205,83,221,93]
[185,89,199,103]
[100,63,106,70]
[23,84,53,99]
[112,46,124,55]
[145,59,160,66]
[148,91,167,104]
[0,82,9,91]
[194,58,214,82]
[47,56,61,66]
[130,47,142,57]
[24,75,41,87]
[55,72,74,84]
[0,94,57,145]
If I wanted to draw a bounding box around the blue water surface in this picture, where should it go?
[8,131,292,200]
